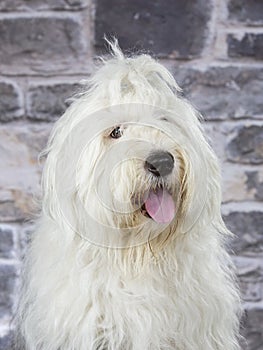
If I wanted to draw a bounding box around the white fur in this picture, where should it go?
[18,41,241,350]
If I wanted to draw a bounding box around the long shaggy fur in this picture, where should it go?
[17,41,241,350]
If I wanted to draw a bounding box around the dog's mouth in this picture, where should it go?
[139,187,176,224]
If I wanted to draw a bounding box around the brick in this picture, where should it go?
[228,33,263,59]
[226,124,263,164]
[234,257,263,281]
[0,125,50,222]
[0,81,23,122]
[0,193,28,222]
[222,165,263,202]
[0,330,15,350]
[242,306,263,349]
[233,257,263,302]
[0,0,88,11]
[0,0,23,11]
[0,264,18,318]
[95,0,211,58]
[224,211,263,254]
[27,83,80,121]
[0,16,85,67]
[0,226,16,259]
[174,67,263,120]
[228,0,263,25]
[245,170,263,201]
[240,282,262,302]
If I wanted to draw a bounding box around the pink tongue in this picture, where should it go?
[145,188,175,223]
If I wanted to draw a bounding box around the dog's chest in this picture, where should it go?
[96,271,178,344]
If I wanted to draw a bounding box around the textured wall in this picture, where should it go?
[0,0,262,349]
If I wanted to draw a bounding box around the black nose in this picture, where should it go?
[145,151,174,177]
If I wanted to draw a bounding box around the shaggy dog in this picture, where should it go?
[18,41,241,350]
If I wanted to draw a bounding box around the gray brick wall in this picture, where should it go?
[0,0,262,349]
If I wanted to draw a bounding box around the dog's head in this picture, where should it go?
[41,41,226,251]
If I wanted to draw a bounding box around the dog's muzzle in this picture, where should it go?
[138,151,176,224]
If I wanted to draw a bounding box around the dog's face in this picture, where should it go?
[41,51,222,251]
[77,105,181,234]
[49,102,212,249]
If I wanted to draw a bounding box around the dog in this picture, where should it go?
[18,40,241,350]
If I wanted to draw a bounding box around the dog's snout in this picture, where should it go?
[145,151,174,177]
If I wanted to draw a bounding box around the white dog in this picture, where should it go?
[18,41,241,350]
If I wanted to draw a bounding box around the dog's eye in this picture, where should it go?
[110,126,123,139]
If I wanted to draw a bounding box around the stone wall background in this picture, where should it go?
[0,0,262,349]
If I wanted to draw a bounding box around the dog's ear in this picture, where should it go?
[176,136,228,236]
[176,147,207,234]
